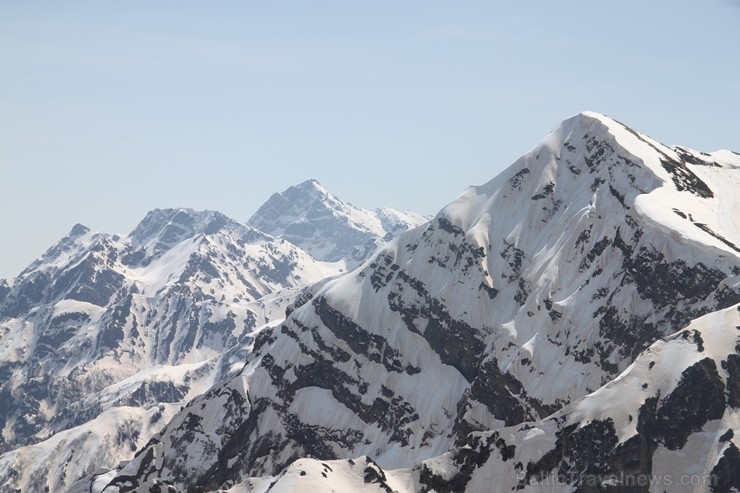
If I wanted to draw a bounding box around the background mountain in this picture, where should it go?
[248,178,428,265]
[94,112,739,492]
[0,188,424,493]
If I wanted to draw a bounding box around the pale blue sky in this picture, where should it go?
[1,1,739,278]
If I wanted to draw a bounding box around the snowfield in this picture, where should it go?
[1,113,738,492]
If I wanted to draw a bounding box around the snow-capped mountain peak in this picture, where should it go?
[247,179,428,263]
[96,112,739,493]
[124,208,271,265]
[0,181,425,493]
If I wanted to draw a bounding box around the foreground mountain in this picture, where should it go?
[0,186,423,492]
[248,303,740,493]
[248,179,428,264]
[97,112,740,492]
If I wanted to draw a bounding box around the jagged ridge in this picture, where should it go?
[98,112,739,492]
[248,179,428,264]
[0,185,423,492]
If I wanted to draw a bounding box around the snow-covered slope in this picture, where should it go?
[0,207,338,492]
[247,179,428,264]
[0,183,423,493]
[98,112,739,492]
[233,303,740,493]
[413,302,740,492]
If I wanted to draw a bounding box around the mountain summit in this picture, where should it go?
[0,183,425,493]
[95,112,740,492]
[248,179,428,264]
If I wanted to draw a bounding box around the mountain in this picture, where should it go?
[96,112,739,492]
[0,186,423,492]
[414,302,740,492]
[247,179,428,265]
[0,207,335,492]
[255,303,740,493]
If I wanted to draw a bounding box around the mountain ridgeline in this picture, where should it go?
[2,112,739,493]
[248,178,428,264]
[0,182,425,493]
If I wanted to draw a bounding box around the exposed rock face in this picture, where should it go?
[418,305,740,493]
[247,178,428,264]
[0,208,334,492]
[0,188,423,492]
[97,113,740,492]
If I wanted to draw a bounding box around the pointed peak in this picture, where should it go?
[289,178,331,197]
[68,223,91,237]
[259,179,340,214]
[297,178,322,188]
[555,111,621,134]
[532,111,669,164]
[247,180,426,263]
[577,110,612,123]
[248,180,342,234]
[131,208,213,233]
[127,208,250,249]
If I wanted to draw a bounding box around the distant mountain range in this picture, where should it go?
[2,113,739,493]
[0,181,425,493]
[248,178,427,264]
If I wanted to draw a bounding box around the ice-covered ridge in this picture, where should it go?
[585,112,739,255]
[248,178,428,263]
[98,112,739,491]
[447,111,738,257]
[0,181,425,492]
[216,302,740,493]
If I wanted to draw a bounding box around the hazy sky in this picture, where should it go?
[1,1,739,278]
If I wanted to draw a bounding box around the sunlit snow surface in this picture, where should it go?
[5,113,740,492]
[248,178,428,264]
[0,197,422,492]
[91,113,740,492]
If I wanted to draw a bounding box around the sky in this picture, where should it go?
[1,0,739,278]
